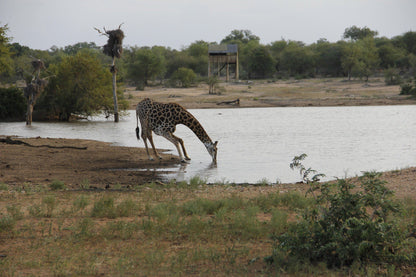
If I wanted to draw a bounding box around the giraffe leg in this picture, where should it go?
[172,134,191,160]
[148,132,162,160]
[163,132,187,163]
[141,126,154,161]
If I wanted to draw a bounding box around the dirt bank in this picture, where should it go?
[0,136,180,188]
[1,136,415,199]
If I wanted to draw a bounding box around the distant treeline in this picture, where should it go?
[1,26,416,86]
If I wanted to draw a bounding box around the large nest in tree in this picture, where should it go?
[31,59,45,71]
[103,29,124,58]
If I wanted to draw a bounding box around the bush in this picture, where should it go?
[268,155,413,269]
[36,52,128,121]
[384,68,402,85]
[400,78,416,96]
[0,87,26,120]
[49,180,66,190]
[169,67,196,88]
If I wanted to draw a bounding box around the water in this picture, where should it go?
[1,106,415,184]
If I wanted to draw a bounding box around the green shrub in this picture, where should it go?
[384,68,402,85]
[400,79,416,96]
[0,87,26,120]
[269,166,411,268]
[49,180,66,190]
[267,155,414,269]
[169,67,196,88]
[0,215,15,232]
[42,195,57,217]
[91,197,139,218]
[91,197,117,218]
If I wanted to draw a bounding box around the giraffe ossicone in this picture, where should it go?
[136,98,218,163]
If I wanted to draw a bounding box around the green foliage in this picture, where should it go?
[384,67,402,85]
[37,52,127,120]
[0,215,15,233]
[0,87,26,120]
[245,45,275,79]
[221,29,260,45]
[0,23,13,76]
[279,42,316,77]
[400,77,416,96]
[343,25,378,41]
[124,47,165,86]
[269,156,412,269]
[91,197,140,219]
[49,180,66,191]
[169,67,196,88]
[42,195,57,217]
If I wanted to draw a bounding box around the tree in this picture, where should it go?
[37,52,126,121]
[341,41,361,80]
[169,67,196,88]
[0,87,26,120]
[185,41,209,76]
[377,42,407,69]
[95,25,125,122]
[343,25,378,41]
[245,45,275,78]
[126,47,165,86]
[0,24,13,77]
[221,29,260,45]
[279,42,316,77]
[312,39,343,76]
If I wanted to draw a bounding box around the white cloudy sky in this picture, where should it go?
[1,0,415,50]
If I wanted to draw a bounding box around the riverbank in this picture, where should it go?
[125,77,416,109]
[1,136,415,199]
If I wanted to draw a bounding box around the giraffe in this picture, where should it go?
[135,98,218,163]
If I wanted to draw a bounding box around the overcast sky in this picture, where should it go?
[1,0,415,50]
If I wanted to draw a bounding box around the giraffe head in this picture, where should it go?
[205,141,218,163]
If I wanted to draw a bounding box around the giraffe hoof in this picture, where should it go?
[180,159,189,164]
[185,157,191,161]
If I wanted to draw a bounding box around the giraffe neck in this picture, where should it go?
[180,110,212,145]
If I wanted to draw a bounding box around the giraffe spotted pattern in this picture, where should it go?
[136,98,217,163]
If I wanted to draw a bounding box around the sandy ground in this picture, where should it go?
[126,77,416,109]
[0,136,179,188]
[1,78,415,194]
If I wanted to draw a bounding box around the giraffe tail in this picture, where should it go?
[135,127,140,140]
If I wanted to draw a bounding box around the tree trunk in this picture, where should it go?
[112,57,119,122]
[26,98,33,125]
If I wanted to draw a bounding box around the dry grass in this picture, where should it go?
[1,167,416,276]
[0,181,305,276]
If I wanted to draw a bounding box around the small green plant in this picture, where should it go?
[80,179,90,189]
[91,197,117,218]
[73,195,90,214]
[7,205,24,220]
[0,215,15,232]
[0,183,9,191]
[49,180,66,191]
[268,155,412,269]
[43,195,57,217]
